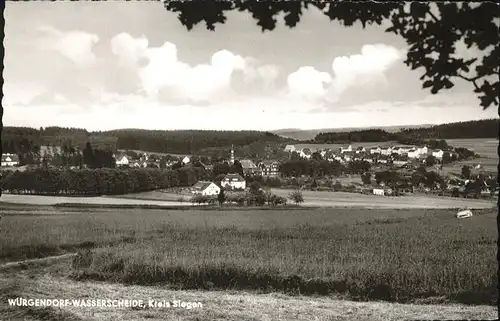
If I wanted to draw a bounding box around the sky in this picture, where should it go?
[3,2,498,131]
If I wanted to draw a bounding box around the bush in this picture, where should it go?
[288,190,304,205]
[190,194,210,205]
[246,190,266,206]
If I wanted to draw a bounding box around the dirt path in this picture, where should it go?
[0,253,77,269]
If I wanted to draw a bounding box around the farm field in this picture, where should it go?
[0,206,496,308]
[292,141,396,152]
[0,193,189,207]
[442,138,498,175]
[446,138,498,160]
[1,188,496,209]
[106,189,496,209]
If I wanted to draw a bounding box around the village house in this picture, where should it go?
[191,181,221,196]
[407,149,419,159]
[369,146,382,154]
[39,145,62,158]
[340,145,353,154]
[115,154,129,167]
[432,149,444,159]
[182,156,191,165]
[372,187,393,196]
[380,147,392,156]
[221,173,246,190]
[391,145,416,155]
[298,149,312,159]
[284,145,296,153]
[258,160,280,177]
[355,146,366,154]
[378,158,388,164]
[240,159,259,176]
[393,159,408,167]
[1,153,20,167]
[343,153,353,162]
[416,146,429,157]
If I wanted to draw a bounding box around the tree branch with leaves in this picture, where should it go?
[164,1,499,109]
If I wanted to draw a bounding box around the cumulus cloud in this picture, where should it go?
[110,32,149,67]
[287,66,332,100]
[2,83,48,106]
[110,33,263,102]
[37,26,99,66]
[286,44,404,105]
[328,44,404,100]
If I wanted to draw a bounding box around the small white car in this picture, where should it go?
[456,209,473,219]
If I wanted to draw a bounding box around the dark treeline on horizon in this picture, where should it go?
[314,119,499,143]
[2,118,496,156]
[1,127,291,155]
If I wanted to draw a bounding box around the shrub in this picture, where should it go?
[190,194,210,205]
[288,190,304,205]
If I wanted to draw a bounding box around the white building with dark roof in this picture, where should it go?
[221,173,246,190]
[191,181,221,196]
[1,154,20,167]
[115,154,129,166]
[240,159,259,176]
[258,160,280,177]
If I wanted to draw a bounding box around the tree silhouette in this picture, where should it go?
[164,1,499,109]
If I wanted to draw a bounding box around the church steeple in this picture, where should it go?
[230,144,235,165]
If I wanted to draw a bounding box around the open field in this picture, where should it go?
[2,189,496,209]
[292,141,396,152]
[0,193,189,207]
[0,206,496,308]
[105,189,496,209]
[270,189,496,209]
[446,138,498,160]
[442,138,498,175]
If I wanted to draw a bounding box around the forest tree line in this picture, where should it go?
[314,119,499,143]
[2,127,292,155]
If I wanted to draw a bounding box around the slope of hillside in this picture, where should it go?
[272,124,433,141]
[313,119,499,143]
[2,127,292,155]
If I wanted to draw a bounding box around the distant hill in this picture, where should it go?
[312,119,498,144]
[2,127,293,155]
[272,124,434,141]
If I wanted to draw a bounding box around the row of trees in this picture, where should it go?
[278,159,345,177]
[372,168,447,193]
[0,167,207,196]
[190,182,301,207]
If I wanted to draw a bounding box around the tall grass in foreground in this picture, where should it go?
[74,212,495,305]
[1,208,496,305]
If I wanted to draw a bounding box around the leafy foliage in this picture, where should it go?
[165,2,499,109]
[288,190,304,205]
[0,166,206,196]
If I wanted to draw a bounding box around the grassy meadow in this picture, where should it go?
[442,138,498,175]
[0,206,496,305]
